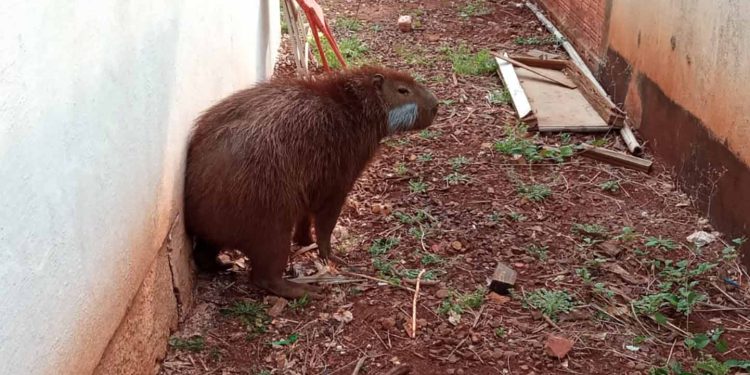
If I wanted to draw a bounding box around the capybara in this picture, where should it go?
[184,65,439,299]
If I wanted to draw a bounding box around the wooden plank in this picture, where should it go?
[579,144,652,172]
[509,55,570,70]
[494,52,577,89]
[525,1,639,150]
[515,65,610,132]
[496,54,533,120]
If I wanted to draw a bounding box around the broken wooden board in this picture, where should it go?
[515,65,608,132]
[495,54,625,133]
[578,144,652,173]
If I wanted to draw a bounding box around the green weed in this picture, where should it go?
[444,172,470,185]
[419,129,441,139]
[409,179,429,194]
[524,289,575,321]
[447,44,497,76]
[289,295,310,311]
[449,156,470,170]
[335,16,362,31]
[369,237,400,256]
[513,35,563,46]
[526,244,548,260]
[417,153,433,162]
[517,183,551,202]
[600,180,621,192]
[488,88,511,105]
[221,301,270,335]
[459,0,492,18]
[645,236,679,250]
[169,335,205,352]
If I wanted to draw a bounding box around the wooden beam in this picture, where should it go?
[578,144,652,173]
[494,52,577,89]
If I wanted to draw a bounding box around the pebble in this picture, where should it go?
[520,365,529,371]
[456,369,464,375]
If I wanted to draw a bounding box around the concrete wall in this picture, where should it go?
[0,1,280,374]
[538,0,750,265]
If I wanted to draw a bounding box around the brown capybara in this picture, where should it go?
[184,65,439,299]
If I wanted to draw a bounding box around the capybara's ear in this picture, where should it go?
[372,73,384,90]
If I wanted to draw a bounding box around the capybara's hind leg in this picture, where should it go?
[248,231,323,299]
[314,196,348,265]
[292,214,314,246]
[193,238,232,273]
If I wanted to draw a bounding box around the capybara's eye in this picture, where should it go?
[398,87,410,95]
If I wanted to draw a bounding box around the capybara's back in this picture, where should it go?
[184,65,439,298]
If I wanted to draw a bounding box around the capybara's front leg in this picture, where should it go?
[314,196,348,266]
[247,228,323,299]
[292,214,314,246]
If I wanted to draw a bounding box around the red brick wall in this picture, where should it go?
[538,0,608,73]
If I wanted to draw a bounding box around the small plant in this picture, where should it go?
[575,268,592,284]
[394,162,408,176]
[271,333,300,348]
[487,88,511,105]
[600,180,621,192]
[393,209,433,225]
[488,211,502,223]
[419,251,444,266]
[614,226,639,242]
[513,35,563,46]
[526,244,548,261]
[439,99,455,106]
[508,211,527,222]
[493,124,540,161]
[540,145,574,163]
[444,171,470,185]
[590,137,608,147]
[408,226,427,239]
[571,223,608,238]
[645,236,679,250]
[460,287,486,309]
[524,289,575,321]
[459,0,492,18]
[370,24,382,32]
[449,156,470,170]
[288,294,310,311]
[517,183,551,202]
[369,237,400,256]
[593,282,615,299]
[409,179,429,194]
[417,153,433,162]
[419,129,441,139]
[221,301,270,335]
[447,44,497,76]
[335,16,362,31]
[684,327,728,352]
[494,327,506,338]
[169,335,205,352]
[395,44,433,68]
[722,237,747,261]
[400,268,438,280]
[560,133,571,145]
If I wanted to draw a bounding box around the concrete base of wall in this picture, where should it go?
[93,214,195,375]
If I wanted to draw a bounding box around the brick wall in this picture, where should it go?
[538,0,608,74]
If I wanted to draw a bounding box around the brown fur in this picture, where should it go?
[183,65,439,298]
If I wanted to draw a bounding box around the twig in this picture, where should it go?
[666,340,677,367]
[444,337,468,361]
[342,271,416,293]
[410,269,426,338]
[472,305,485,329]
[711,282,746,307]
[370,325,390,350]
[543,313,563,332]
[352,356,367,375]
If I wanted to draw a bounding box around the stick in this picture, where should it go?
[493,52,577,89]
[578,143,652,172]
[410,269,426,338]
[352,356,367,375]
[342,271,416,293]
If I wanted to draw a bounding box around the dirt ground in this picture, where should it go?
[159,1,750,374]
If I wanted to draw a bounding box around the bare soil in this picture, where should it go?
[160,1,750,374]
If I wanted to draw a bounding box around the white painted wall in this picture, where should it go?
[0,1,280,374]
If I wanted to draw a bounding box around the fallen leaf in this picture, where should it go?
[451,241,463,250]
[333,310,353,324]
[268,298,288,318]
[488,292,510,304]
